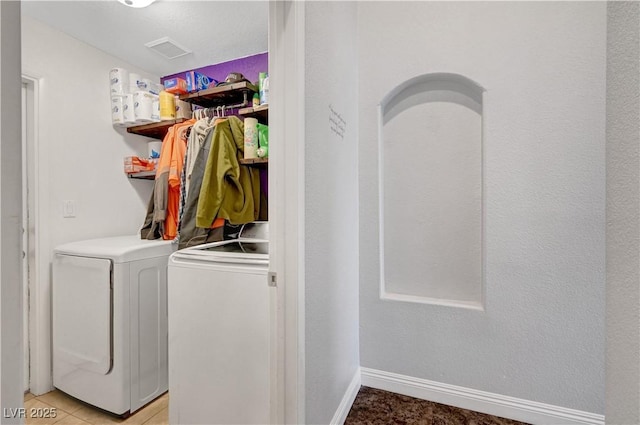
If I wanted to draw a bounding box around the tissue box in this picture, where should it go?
[185,71,212,92]
[163,77,188,95]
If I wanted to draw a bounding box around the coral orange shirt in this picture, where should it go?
[159,119,195,240]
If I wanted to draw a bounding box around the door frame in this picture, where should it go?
[21,73,52,396]
[268,1,306,423]
[20,2,307,409]
[22,80,29,392]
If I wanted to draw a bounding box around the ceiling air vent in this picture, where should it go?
[145,37,191,59]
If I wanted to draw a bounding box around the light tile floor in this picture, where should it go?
[23,391,168,425]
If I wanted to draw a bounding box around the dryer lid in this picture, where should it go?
[54,235,175,263]
[238,221,269,240]
[170,238,269,265]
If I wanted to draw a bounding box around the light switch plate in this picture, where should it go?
[63,200,76,218]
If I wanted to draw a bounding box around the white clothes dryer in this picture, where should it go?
[52,235,175,416]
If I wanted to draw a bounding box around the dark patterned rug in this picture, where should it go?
[345,386,530,425]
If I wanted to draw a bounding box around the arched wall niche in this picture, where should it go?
[378,73,485,309]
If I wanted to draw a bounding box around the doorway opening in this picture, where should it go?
[22,75,46,396]
[22,77,36,394]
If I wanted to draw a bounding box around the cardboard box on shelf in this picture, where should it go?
[163,77,188,95]
[185,71,214,92]
[124,156,156,174]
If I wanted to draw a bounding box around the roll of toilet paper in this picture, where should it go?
[142,78,154,93]
[152,98,161,122]
[149,82,162,95]
[148,141,163,159]
[111,96,125,126]
[129,73,141,94]
[110,68,129,95]
[244,118,259,159]
[122,93,136,125]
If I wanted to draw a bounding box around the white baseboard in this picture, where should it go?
[330,368,361,425]
[360,368,604,425]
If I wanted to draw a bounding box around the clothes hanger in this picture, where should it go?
[213,105,227,125]
[204,107,214,125]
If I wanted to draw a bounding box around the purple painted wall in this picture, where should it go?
[162,52,268,87]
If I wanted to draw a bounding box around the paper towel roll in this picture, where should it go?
[133,91,154,122]
[244,118,259,159]
[148,141,163,159]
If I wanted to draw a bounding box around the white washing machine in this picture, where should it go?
[52,235,175,416]
[168,222,275,425]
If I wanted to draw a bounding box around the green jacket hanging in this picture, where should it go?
[195,116,260,228]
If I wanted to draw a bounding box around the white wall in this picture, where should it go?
[22,16,157,244]
[22,16,159,393]
[606,2,640,424]
[359,1,606,414]
[303,2,360,423]
[1,1,24,421]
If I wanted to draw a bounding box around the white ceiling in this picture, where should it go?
[21,0,269,77]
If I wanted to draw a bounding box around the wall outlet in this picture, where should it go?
[63,200,76,218]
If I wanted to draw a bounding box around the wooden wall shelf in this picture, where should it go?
[127,171,156,180]
[126,119,188,140]
[126,84,261,140]
[179,82,258,108]
[125,83,268,178]
[239,157,268,167]
[239,104,269,123]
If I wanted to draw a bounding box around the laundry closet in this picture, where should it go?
[20,2,273,423]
